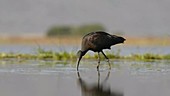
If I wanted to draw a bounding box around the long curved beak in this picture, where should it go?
[77,56,82,71]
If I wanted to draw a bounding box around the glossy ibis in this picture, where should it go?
[77,31,125,71]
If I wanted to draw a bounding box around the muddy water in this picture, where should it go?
[0,60,170,96]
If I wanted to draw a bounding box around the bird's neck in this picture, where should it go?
[81,50,88,56]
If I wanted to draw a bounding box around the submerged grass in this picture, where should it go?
[0,48,170,62]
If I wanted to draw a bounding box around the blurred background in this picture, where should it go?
[1,1,170,96]
[0,0,170,48]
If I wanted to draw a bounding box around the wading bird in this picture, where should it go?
[77,31,125,71]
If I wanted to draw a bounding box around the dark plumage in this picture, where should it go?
[77,31,126,71]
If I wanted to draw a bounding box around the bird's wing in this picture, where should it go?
[81,36,97,51]
[88,33,113,50]
[81,31,125,52]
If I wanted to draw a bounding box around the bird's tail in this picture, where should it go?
[118,36,126,43]
[112,35,126,44]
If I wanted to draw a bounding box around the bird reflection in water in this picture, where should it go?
[77,71,123,96]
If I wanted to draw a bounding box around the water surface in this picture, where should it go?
[0,59,170,96]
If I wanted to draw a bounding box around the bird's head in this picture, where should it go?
[76,50,83,71]
[76,50,88,71]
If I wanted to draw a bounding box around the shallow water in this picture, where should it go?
[0,59,170,96]
[0,44,170,96]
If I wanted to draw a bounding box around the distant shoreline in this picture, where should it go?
[0,36,169,46]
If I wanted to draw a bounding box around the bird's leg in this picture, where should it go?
[101,51,111,70]
[97,52,100,71]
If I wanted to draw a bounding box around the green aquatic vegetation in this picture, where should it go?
[164,54,170,59]
[36,48,77,61]
[0,52,35,59]
[127,53,165,61]
[0,48,170,63]
[143,53,163,60]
